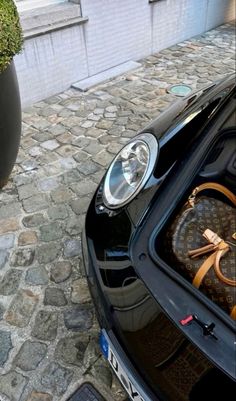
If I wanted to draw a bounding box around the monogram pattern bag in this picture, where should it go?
[165,182,236,319]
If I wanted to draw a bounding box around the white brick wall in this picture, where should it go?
[14,0,236,106]
[81,0,235,70]
[80,0,152,76]
[152,0,208,53]
[206,0,236,30]
[15,25,88,105]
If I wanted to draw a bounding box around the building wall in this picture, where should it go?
[15,0,67,12]
[80,0,152,76]
[14,0,236,107]
[206,0,236,30]
[151,0,209,52]
[15,25,88,106]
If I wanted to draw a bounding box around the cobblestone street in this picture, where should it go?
[0,22,235,401]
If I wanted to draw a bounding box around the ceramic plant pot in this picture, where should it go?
[0,61,21,188]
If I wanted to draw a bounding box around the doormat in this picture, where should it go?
[68,383,106,401]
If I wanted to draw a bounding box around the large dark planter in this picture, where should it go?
[0,61,21,188]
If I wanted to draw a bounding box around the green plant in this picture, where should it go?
[0,0,23,74]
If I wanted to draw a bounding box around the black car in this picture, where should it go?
[82,75,236,401]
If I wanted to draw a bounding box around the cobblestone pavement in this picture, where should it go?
[0,22,235,401]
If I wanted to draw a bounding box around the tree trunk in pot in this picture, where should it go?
[0,61,21,188]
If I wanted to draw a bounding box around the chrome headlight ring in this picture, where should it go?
[103,133,158,209]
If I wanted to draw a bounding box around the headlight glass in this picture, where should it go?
[103,133,158,208]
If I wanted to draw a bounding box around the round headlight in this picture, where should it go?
[103,133,158,209]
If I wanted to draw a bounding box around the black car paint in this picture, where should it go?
[83,76,236,401]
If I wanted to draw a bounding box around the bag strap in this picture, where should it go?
[188,182,236,207]
[214,248,236,286]
[187,185,236,319]
[190,229,236,319]
[192,244,236,320]
[231,306,236,320]
[192,241,234,287]
[192,252,217,288]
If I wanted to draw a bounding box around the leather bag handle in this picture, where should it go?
[188,182,236,207]
[214,248,236,286]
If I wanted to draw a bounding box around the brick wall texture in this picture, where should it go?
[14,0,236,106]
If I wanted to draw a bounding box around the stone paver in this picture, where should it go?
[31,311,58,341]
[0,331,12,367]
[0,23,235,401]
[14,340,47,371]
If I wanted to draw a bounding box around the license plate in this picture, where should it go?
[100,330,149,401]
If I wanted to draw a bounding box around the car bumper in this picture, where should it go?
[82,229,159,401]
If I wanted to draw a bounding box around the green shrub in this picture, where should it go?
[0,0,23,73]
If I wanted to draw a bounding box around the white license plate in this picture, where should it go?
[103,331,148,401]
